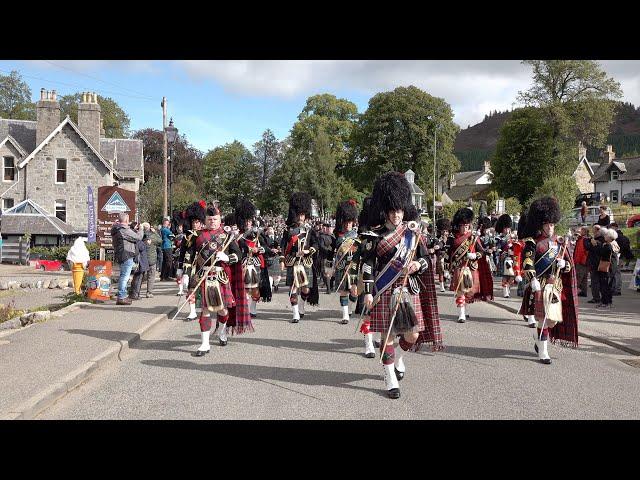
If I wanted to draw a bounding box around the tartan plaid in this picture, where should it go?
[449,256,493,302]
[285,265,314,288]
[369,280,425,334]
[415,256,444,352]
[376,223,409,257]
[200,265,235,309]
[227,262,254,335]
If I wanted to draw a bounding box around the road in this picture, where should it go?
[40,283,640,419]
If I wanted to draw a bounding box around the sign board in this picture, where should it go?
[96,186,136,249]
[87,186,96,243]
[86,260,112,301]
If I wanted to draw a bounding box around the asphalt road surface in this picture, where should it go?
[41,284,640,419]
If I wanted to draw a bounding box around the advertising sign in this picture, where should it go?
[96,186,136,249]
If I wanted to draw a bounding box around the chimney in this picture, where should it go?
[100,118,106,138]
[578,141,587,161]
[77,91,101,149]
[483,159,491,173]
[602,144,615,164]
[36,88,61,145]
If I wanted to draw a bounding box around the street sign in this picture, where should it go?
[88,186,96,243]
[96,186,136,250]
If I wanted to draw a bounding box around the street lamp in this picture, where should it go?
[214,174,220,206]
[166,118,178,216]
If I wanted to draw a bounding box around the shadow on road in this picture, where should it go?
[140,359,384,397]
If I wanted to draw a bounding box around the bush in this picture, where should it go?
[30,243,101,262]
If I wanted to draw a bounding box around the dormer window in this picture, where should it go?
[611,170,619,180]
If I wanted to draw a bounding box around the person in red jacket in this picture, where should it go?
[573,226,590,297]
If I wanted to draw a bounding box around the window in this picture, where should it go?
[56,158,67,183]
[2,198,14,211]
[610,190,619,203]
[611,170,619,180]
[55,200,66,222]
[3,156,15,182]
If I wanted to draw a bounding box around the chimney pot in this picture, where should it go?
[51,90,57,101]
[40,88,45,100]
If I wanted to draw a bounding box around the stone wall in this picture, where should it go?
[0,140,26,207]
[24,124,112,232]
[573,162,594,194]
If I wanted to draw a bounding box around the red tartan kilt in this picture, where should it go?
[501,275,515,287]
[519,285,534,315]
[534,290,546,323]
[449,266,480,300]
[369,281,425,334]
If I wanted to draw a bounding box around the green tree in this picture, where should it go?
[202,141,260,211]
[253,129,283,210]
[348,86,460,207]
[290,94,359,170]
[529,173,580,234]
[0,70,35,120]
[504,197,522,215]
[518,60,623,164]
[59,93,131,138]
[138,175,203,225]
[491,107,555,205]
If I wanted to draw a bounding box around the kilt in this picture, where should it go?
[201,275,235,310]
[286,265,315,288]
[266,257,282,277]
[518,285,534,315]
[450,266,480,301]
[369,279,425,335]
[335,267,357,293]
[435,256,445,276]
[501,275,516,287]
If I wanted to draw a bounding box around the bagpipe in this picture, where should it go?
[239,227,263,290]
[284,224,314,289]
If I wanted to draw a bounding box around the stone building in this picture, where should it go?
[0,89,143,246]
[590,145,640,204]
[441,160,493,204]
[572,141,598,194]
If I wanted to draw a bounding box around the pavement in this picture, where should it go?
[488,273,640,356]
[2,272,639,420]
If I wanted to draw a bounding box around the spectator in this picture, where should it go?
[110,213,144,305]
[155,224,163,274]
[143,222,162,298]
[585,224,603,304]
[129,223,148,300]
[573,226,590,297]
[596,205,610,227]
[160,217,175,281]
[580,201,587,224]
[597,228,618,309]
[612,222,634,272]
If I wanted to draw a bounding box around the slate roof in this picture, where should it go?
[103,138,144,178]
[443,184,493,202]
[453,170,486,186]
[591,157,640,183]
[0,119,37,154]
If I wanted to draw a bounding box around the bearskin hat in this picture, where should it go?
[335,199,359,233]
[404,203,419,222]
[206,202,221,217]
[517,210,529,240]
[479,216,492,232]
[370,172,412,220]
[495,213,512,234]
[234,198,256,231]
[525,196,561,236]
[171,209,186,231]
[186,200,206,227]
[223,212,236,228]
[451,207,474,231]
[286,192,312,226]
[436,218,451,232]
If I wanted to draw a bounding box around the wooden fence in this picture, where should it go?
[0,238,30,264]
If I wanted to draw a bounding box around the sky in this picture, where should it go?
[1,60,639,153]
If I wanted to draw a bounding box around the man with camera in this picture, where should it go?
[110,213,144,305]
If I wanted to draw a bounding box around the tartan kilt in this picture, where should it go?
[201,268,235,310]
[501,275,516,287]
[335,267,357,292]
[518,285,535,315]
[226,262,254,335]
[435,256,445,276]
[267,258,282,276]
[285,265,315,288]
[450,266,480,301]
[369,280,425,335]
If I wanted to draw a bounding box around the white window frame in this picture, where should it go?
[55,158,67,184]
[611,170,619,180]
[55,199,66,222]
[2,197,14,211]
[610,190,619,203]
[3,156,16,183]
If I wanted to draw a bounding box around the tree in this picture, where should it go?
[0,70,35,120]
[253,129,283,210]
[202,141,260,211]
[138,175,203,225]
[59,93,131,138]
[290,94,359,170]
[518,60,623,163]
[131,128,204,189]
[347,86,460,203]
[491,107,556,205]
[529,174,580,234]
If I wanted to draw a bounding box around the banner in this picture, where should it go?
[87,186,96,243]
[96,186,136,250]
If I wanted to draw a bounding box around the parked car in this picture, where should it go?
[34,259,66,271]
[565,205,615,227]
[627,214,640,228]
[574,192,607,208]
[621,192,640,207]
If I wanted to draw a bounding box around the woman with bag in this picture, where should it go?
[130,223,149,301]
[597,228,618,309]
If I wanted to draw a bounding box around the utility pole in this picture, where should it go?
[162,97,168,218]
[433,125,437,228]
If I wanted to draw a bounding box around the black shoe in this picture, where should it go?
[250,313,257,318]
[340,318,349,325]
[300,314,305,319]
[534,344,538,353]
[528,322,536,328]
[374,340,381,349]
[614,292,622,296]
[394,368,405,381]
[457,317,466,323]
[387,388,401,399]
[194,349,209,357]
[587,299,599,304]
[273,285,279,292]
[292,317,299,323]
[539,358,552,365]
[219,339,228,346]
[365,352,375,359]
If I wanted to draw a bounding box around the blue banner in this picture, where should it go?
[87,186,96,243]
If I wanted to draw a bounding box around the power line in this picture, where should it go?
[41,60,156,100]
[0,68,155,101]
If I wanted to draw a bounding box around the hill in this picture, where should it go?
[454,102,640,171]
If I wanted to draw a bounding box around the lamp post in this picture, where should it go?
[214,174,220,206]
[165,118,178,217]
[431,121,441,229]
